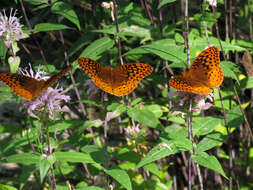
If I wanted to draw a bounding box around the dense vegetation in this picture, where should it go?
[0,0,253,189]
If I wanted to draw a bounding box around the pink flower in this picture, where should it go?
[168,92,213,115]
[125,125,145,142]
[22,87,70,120]
[0,9,28,48]
[20,64,71,120]
[19,63,48,80]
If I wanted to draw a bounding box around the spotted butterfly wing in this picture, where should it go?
[39,67,71,95]
[169,75,213,94]
[169,46,223,94]
[78,58,113,94]
[111,63,153,96]
[78,57,153,96]
[0,66,71,100]
[188,46,223,88]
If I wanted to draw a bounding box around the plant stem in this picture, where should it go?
[112,0,123,65]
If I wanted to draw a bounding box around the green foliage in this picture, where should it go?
[158,0,177,9]
[33,23,73,33]
[191,152,227,179]
[104,167,132,190]
[0,0,252,189]
[51,1,81,30]
[79,37,115,60]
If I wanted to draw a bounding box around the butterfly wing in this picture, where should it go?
[0,67,71,100]
[188,46,223,88]
[169,75,213,94]
[0,73,44,100]
[111,63,153,96]
[78,57,114,94]
[39,66,72,97]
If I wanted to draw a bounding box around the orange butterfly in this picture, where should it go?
[169,46,223,94]
[78,58,153,96]
[0,66,71,100]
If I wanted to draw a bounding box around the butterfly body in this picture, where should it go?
[169,46,223,94]
[0,66,71,100]
[78,58,153,96]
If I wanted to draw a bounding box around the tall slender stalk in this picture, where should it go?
[112,0,123,65]
[187,97,193,190]
[19,0,49,71]
[249,0,253,39]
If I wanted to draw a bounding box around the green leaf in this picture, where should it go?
[127,106,161,128]
[51,1,80,30]
[114,148,140,164]
[145,104,163,118]
[226,106,243,132]
[190,37,245,52]
[158,0,177,9]
[239,77,253,89]
[118,25,151,43]
[0,40,7,63]
[192,152,228,179]
[174,33,184,44]
[79,37,115,60]
[3,128,39,154]
[167,116,186,125]
[33,23,72,33]
[23,0,45,5]
[143,162,161,178]
[81,145,108,164]
[0,184,17,190]
[106,103,128,118]
[193,117,223,136]
[6,153,40,164]
[137,138,192,168]
[164,124,188,137]
[221,61,239,82]
[197,132,227,152]
[125,39,185,64]
[236,39,253,49]
[0,86,15,102]
[48,119,84,132]
[130,98,143,106]
[104,168,132,190]
[39,154,56,182]
[54,152,96,163]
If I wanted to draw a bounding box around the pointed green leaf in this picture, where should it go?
[197,132,227,152]
[226,106,243,132]
[0,40,8,63]
[54,152,96,163]
[33,23,72,33]
[79,37,115,60]
[193,117,223,136]
[51,1,80,30]
[104,168,132,190]
[192,152,227,179]
[6,153,40,164]
[239,77,253,89]
[137,138,192,168]
[221,61,239,82]
[158,0,176,9]
[0,184,17,190]
[127,106,161,128]
[39,154,56,182]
